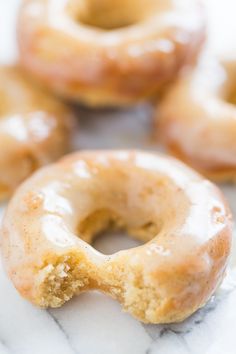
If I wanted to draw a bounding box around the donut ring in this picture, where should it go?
[155,57,236,181]
[0,66,74,201]
[18,0,205,106]
[1,151,232,324]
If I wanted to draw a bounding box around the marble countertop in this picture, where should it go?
[1,1,236,354]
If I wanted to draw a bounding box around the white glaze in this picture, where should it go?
[18,0,205,105]
[1,151,232,324]
[158,55,236,172]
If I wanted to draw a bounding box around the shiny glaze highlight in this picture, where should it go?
[1,151,232,323]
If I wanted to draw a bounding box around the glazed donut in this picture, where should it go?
[155,57,236,181]
[1,151,232,324]
[0,66,74,201]
[18,0,205,106]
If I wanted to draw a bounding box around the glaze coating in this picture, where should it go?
[1,151,232,323]
[18,0,205,106]
[156,57,236,180]
[0,66,74,200]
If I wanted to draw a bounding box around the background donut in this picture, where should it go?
[0,65,75,200]
[18,0,205,106]
[155,56,236,181]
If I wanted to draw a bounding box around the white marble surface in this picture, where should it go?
[1,1,236,354]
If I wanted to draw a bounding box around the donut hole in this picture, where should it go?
[0,183,10,201]
[0,92,12,115]
[0,150,39,197]
[224,78,236,104]
[68,0,168,30]
[93,230,142,255]
[221,62,236,105]
[227,87,236,105]
[77,208,160,254]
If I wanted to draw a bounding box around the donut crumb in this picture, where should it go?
[35,209,162,317]
[36,255,90,308]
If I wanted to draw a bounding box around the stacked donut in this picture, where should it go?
[155,57,236,180]
[0,0,234,324]
[0,66,74,201]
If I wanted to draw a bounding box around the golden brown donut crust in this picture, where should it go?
[0,66,74,201]
[1,151,232,323]
[155,57,236,181]
[18,0,205,106]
